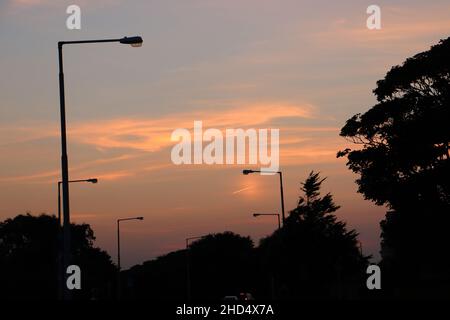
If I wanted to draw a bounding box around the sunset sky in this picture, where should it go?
[1,0,450,268]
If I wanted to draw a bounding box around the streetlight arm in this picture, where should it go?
[118,217,144,223]
[185,236,204,248]
[253,213,281,230]
[59,38,122,46]
[58,178,98,183]
[243,169,281,175]
[59,36,143,47]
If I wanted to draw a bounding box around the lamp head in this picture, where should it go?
[137,217,144,220]
[242,169,253,175]
[120,36,143,47]
[88,178,98,184]
[253,213,260,217]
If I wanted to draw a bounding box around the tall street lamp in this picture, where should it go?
[185,236,204,301]
[243,169,286,226]
[57,36,143,300]
[117,216,144,299]
[57,178,98,300]
[253,213,281,230]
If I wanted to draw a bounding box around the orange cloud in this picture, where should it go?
[0,169,60,183]
[1,102,341,184]
[68,102,315,152]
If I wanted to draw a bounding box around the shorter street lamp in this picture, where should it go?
[242,169,286,226]
[253,213,280,299]
[57,178,98,300]
[116,216,144,299]
[57,178,98,225]
[185,236,205,301]
[253,213,281,230]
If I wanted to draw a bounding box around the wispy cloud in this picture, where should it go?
[232,185,253,195]
[310,5,450,50]
[69,102,314,152]
[1,102,314,150]
[1,102,338,184]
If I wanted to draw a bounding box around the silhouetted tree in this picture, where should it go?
[338,37,450,213]
[0,213,116,300]
[259,172,367,299]
[338,37,450,298]
[189,232,255,300]
[123,249,188,300]
[124,232,255,300]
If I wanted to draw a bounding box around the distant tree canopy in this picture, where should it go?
[124,249,188,300]
[338,37,450,214]
[0,214,115,299]
[125,232,255,300]
[259,172,367,299]
[189,232,255,299]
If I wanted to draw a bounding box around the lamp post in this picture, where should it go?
[57,36,143,300]
[117,216,144,299]
[243,169,286,226]
[185,236,204,301]
[253,212,279,299]
[57,178,98,300]
[253,213,281,230]
[57,178,98,226]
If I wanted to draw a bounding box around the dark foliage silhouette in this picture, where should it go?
[0,213,116,299]
[188,232,255,300]
[123,249,188,300]
[338,37,450,213]
[258,172,368,299]
[338,37,450,298]
[124,232,255,300]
